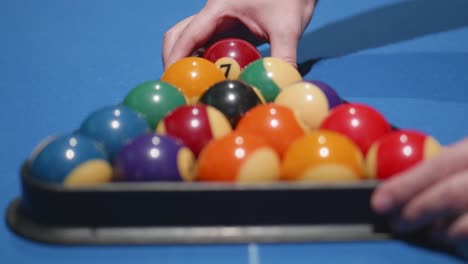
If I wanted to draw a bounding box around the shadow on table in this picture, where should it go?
[393,231,467,261]
[260,0,468,76]
[269,0,468,259]
[372,216,466,260]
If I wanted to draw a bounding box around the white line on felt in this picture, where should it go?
[248,243,260,264]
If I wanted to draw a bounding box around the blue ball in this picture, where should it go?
[79,105,150,161]
[29,134,112,185]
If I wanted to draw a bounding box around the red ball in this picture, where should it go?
[156,105,232,156]
[320,103,392,155]
[365,130,442,180]
[203,38,262,79]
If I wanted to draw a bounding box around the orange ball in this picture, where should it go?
[197,131,280,182]
[281,130,365,182]
[236,103,308,159]
[161,57,226,103]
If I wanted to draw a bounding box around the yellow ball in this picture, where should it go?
[275,81,334,130]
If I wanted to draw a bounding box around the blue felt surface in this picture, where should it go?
[258,241,462,264]
[1,0,468,263]
[305,53,468,145]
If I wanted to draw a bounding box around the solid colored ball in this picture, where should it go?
[161,57,226,103]
[122,80,187,129]
[238,57,302,102]
[275,80,342,130]
[114,133,196,182]
[203,38,262,79]
[156,105,232,156]
[197,131,280,182]
[281,130,365,182]
[307,80,342,109]
[236,103,308,159]
[320,103,392,155]
[29,134,112,186]
[199,80,264,127]
[79,105,150,161]
[365,130,442,180]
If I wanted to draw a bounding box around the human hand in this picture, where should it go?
[372,137,468,248]
[162,0,316,69]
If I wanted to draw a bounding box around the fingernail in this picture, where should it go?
[373,193,394,214]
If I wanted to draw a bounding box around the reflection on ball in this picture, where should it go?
[281,130,365,182]
[203,38,262,79]
[79,105,150,161]
[365,130,442,180]
[197,131,280,183]
[199,80,263,127]
[161,57,226,103]
[29,134,112,186]
[239,57,302,102]
[275,80,342,130]
[320,103,392,155]
[114,133,196,182]
[122,80,187,129]
[236,103,308,159]
[156,105,232,157]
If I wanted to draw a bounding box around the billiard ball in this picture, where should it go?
[28,134,112,186]
[122,80,187,129]
[281,130,365,182]
[197,131,280,182]
[238,57,302,102]
[320,103,392,155]
[114,133,196,182]
[198,80,264,127]
[203,38,262,79]
[161,57,226,103]
[236,103,308,159]
[156,105,232,157]
[79,105,150,161]
[306,80,342,109]
[365,129,442,180]
[275,80,342,130]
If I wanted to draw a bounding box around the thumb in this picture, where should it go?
[269,32,300,68]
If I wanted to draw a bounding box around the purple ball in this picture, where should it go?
[114,133,194,182]
[307,80,342,109]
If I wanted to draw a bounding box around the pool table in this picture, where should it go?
[2,0,468,263]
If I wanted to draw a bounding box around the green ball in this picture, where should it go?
[122,80,187,129]
[239,57,302,102]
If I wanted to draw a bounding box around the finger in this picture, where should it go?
[267,1,316,68]
[302,0,316,30]
[401,169,468,226]
[165,10,219,68]
[269,30,301,68]
[449,213,468,258]
[450,212,468,241]
[210,18,266,47]
[428,218,453,245]
[162,16,194,69]
[372,138,468,215]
